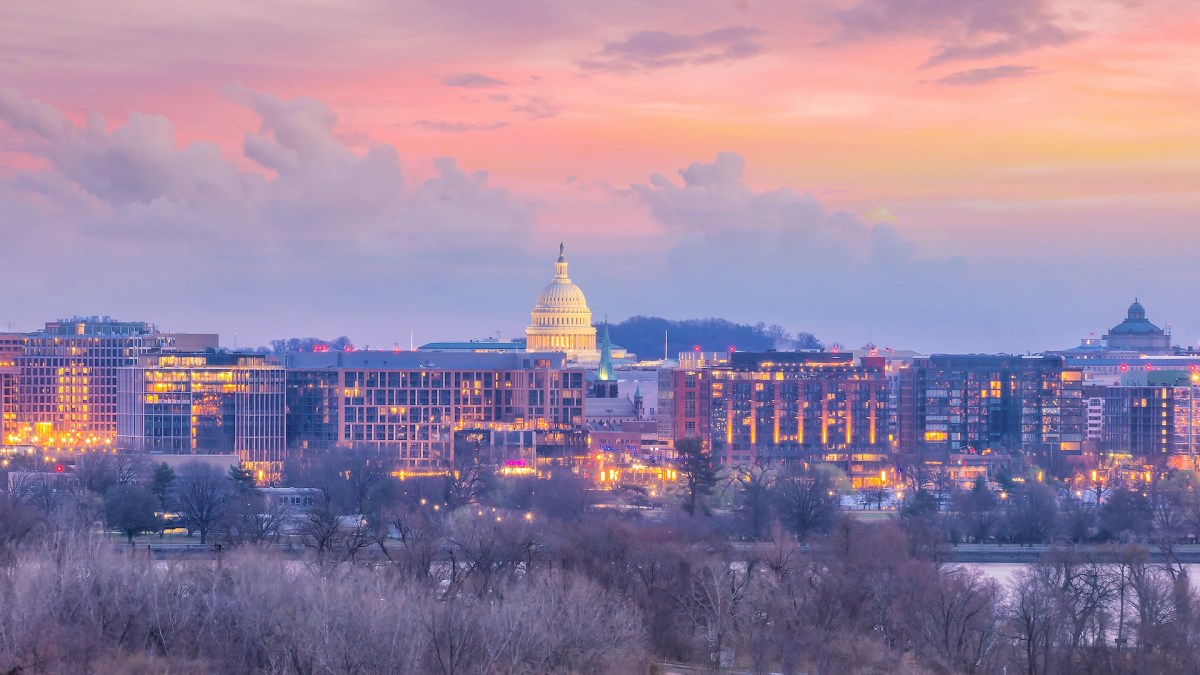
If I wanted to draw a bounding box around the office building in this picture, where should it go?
[12,317,218,449]
[898,355,1085,458]
[283,351,586,470]
[117,353,286,481]
[1101,370,1200,461]
[0,334,23,443]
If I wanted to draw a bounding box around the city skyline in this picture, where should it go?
[1,1,1196,353]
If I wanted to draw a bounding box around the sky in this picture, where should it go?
[1,0,1197,354]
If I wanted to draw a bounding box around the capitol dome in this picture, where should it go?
[535,277,588,312]
[525,244,598,360]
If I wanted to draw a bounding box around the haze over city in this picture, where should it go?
[2,0,1197,352]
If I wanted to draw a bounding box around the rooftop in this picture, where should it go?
[283,350,569,370]
[1106,298,1166,336]
[419,339,526,352]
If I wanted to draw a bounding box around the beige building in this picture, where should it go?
[525,244,600,364]
[10,317,218,450]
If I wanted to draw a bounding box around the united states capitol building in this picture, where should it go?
[422,244,630,367]
[523,244,601,364]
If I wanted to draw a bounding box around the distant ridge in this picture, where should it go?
[602,316,822,361]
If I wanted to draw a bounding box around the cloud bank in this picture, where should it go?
[581,26,765,71]
[833,0,1080,67]
[0,87,540,338]
[623,152,964,334]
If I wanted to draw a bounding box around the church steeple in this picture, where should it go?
[598,317,614,381]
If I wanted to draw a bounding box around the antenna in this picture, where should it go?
[409,330,414,351]
[663,329,668,361]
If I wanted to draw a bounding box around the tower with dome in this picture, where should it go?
[1103,299,1172,354]
[525,244,600,363]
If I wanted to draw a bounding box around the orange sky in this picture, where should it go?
[0,0,1197,351]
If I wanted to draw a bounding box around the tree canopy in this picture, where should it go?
[603,316,821,361]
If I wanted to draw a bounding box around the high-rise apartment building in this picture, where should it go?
[659,351,889,486]
[898,355,1084,457]
[9,317,219,449]
[1101,370,1200,460]
[283,351,586,469]
[117,353,286,481]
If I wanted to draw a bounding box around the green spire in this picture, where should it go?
[598,317,614,381]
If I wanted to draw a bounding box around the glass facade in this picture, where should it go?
[117,353,285,481]
[284,352,585,470]
[1102,385,1172,457]
[899,355,1084,456]
[13,319,174,448]
[1101,373,1200,458]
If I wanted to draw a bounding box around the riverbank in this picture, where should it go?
[948,542,1200,563]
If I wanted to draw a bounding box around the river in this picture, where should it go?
[968,562,1200,587]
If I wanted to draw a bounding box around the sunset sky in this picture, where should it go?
[1,0,1197,353]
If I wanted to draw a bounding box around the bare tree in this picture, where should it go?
[297,493,343,555]
[220,491,288,547]
[773,465,839,543]
[420,596,483,675]
[103,484,158,545]
[914,568,1002,673]
[684,555,759,669]
[955,477,999,543]
[390,504,445,581]
[1007,568,1058,675]
[676,438,718,516]
[0,493,42,557]
[344,447,389,514]
[173,463,233,545]
[728,463,775,540]
[1005,482,1059,543]
[446,461,489,508]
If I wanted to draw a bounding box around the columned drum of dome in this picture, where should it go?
[525,244,599,363]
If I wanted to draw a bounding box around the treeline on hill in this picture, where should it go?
[605,316,822,361]
[6,447,1200,673]
[265,336,354,353]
